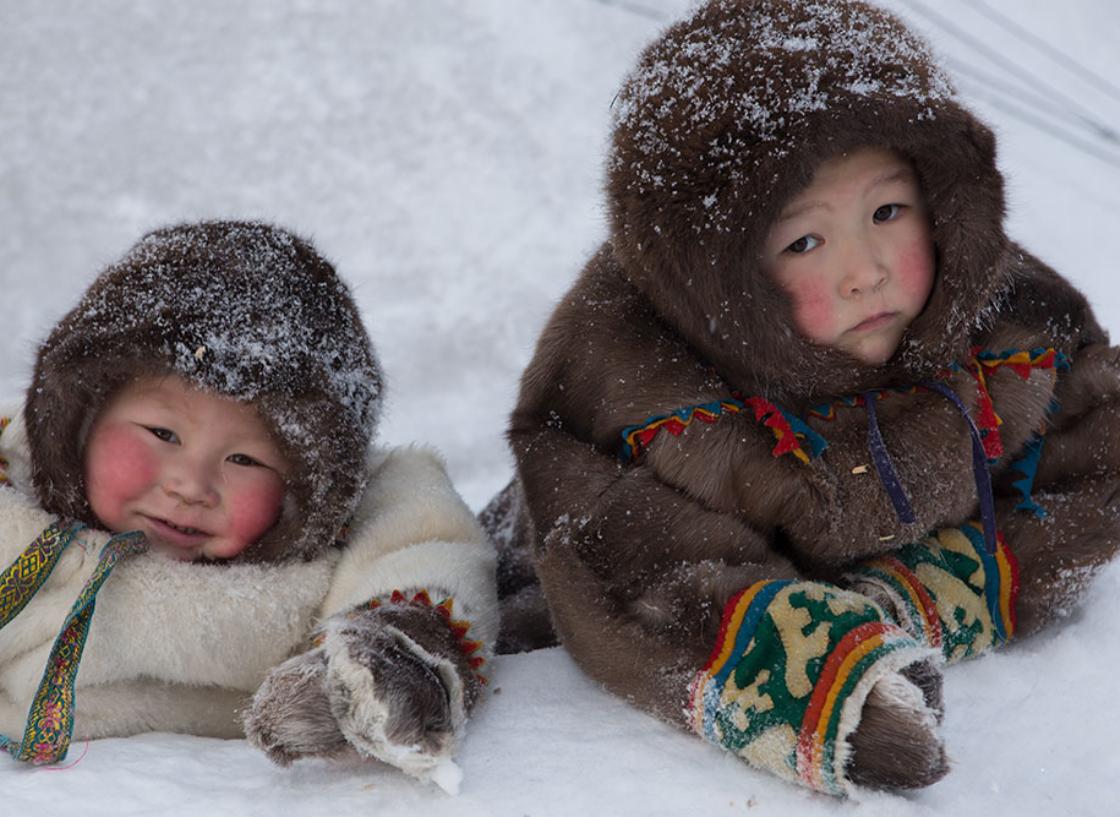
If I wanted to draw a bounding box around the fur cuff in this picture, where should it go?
[846,523,1020,664]
[687,580,934,796]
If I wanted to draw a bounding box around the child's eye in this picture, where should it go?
[786,235,821,254]
[227,453,263,467]
[147,427,178,444]
[873,204,902,223]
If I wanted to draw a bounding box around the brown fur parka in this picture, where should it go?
[494,0,1120,793]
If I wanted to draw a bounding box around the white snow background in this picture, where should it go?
[1,0,1118,814]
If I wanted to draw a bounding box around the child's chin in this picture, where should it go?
[849,340,900,366]
[148,539,204,562]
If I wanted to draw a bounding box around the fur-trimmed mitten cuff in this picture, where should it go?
[243,591,486,793]
[687,580,942,796]
[845,523,1020,664]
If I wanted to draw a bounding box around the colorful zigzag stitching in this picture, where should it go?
[808,386,922,421]
[620,395,827,465]
[961,347,1071,463]
[618,347,1068,480]
[364,589,488,684]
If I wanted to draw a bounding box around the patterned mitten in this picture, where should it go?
[244,591,485,793]
[687,580,940,796]
[845,523,1019,664]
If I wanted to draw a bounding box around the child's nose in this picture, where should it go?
[162,461,220,507]
[839,242,887,297]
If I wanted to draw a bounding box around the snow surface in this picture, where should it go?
[1,0,1118,814]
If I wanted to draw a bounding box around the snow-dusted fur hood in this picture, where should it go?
[607,0,1011,400]
[25,221,383,562]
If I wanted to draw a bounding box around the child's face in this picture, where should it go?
[83,375,289,561]
[762,147,935,365]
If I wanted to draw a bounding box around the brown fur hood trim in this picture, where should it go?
[25,221,383,563]
[607,0,1011,400]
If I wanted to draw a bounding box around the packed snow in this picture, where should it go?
[1,0,1117,815]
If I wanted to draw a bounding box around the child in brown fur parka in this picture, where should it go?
[485,0,1120,796]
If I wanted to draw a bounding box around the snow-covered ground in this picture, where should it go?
[1,1,1117,814]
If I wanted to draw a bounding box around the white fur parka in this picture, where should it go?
[0,404,499,743]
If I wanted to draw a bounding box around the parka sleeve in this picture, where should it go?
[512,420,937,797]
[318,446,500,658]
[0,404,67,564]
[242,447,499,782]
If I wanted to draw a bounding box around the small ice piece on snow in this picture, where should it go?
[425,756,463,796]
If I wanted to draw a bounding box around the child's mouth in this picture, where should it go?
[165,520,206,535]
[850,311,896,332]
[142,515,211,547]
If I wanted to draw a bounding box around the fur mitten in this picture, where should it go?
[845,524,1019,664]
[243,593,484,793]
[688,580,944,795]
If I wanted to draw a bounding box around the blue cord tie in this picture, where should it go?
[861,384,999,556]
[922,381,998,555]
[862,392,916,525]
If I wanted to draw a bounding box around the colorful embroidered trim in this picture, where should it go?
[1007,396,1061,518]
[959,523,1019,645]
[345,589,488,685]
[687,580,925,796]
[808,349,1068,465]
[0,416,11,487]
[794,620,918,793]
[1009,433,1047,517]
[808,386,923,421]
[974,346,1071,377]
[620,395,827,465]
[687,579,792,741]
[0,523,84,631]
[961,347,1071,463]
[849,556,943,651]
[848,523,1019,664]
[620,347,1067,541]
[0,526,147,764]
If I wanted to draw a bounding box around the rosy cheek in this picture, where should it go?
[224,475,286,552]
[84,424,160,530]
[784,279,838,344]
[894,238,936,310]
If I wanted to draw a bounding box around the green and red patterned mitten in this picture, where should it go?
[845,523,1020,664]
[687,580,936,796]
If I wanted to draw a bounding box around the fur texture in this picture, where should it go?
[489,0,1120,793]
[244,600,481,787]
[1,415,498,773]
[3,222,499,780]
[24,220,383,563]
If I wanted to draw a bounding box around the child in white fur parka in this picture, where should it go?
[0,221,497,791]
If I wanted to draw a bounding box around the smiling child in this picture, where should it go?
[0,221,497,790]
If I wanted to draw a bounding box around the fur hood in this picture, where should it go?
[25,221,383,563]
[607,0,1012,400]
